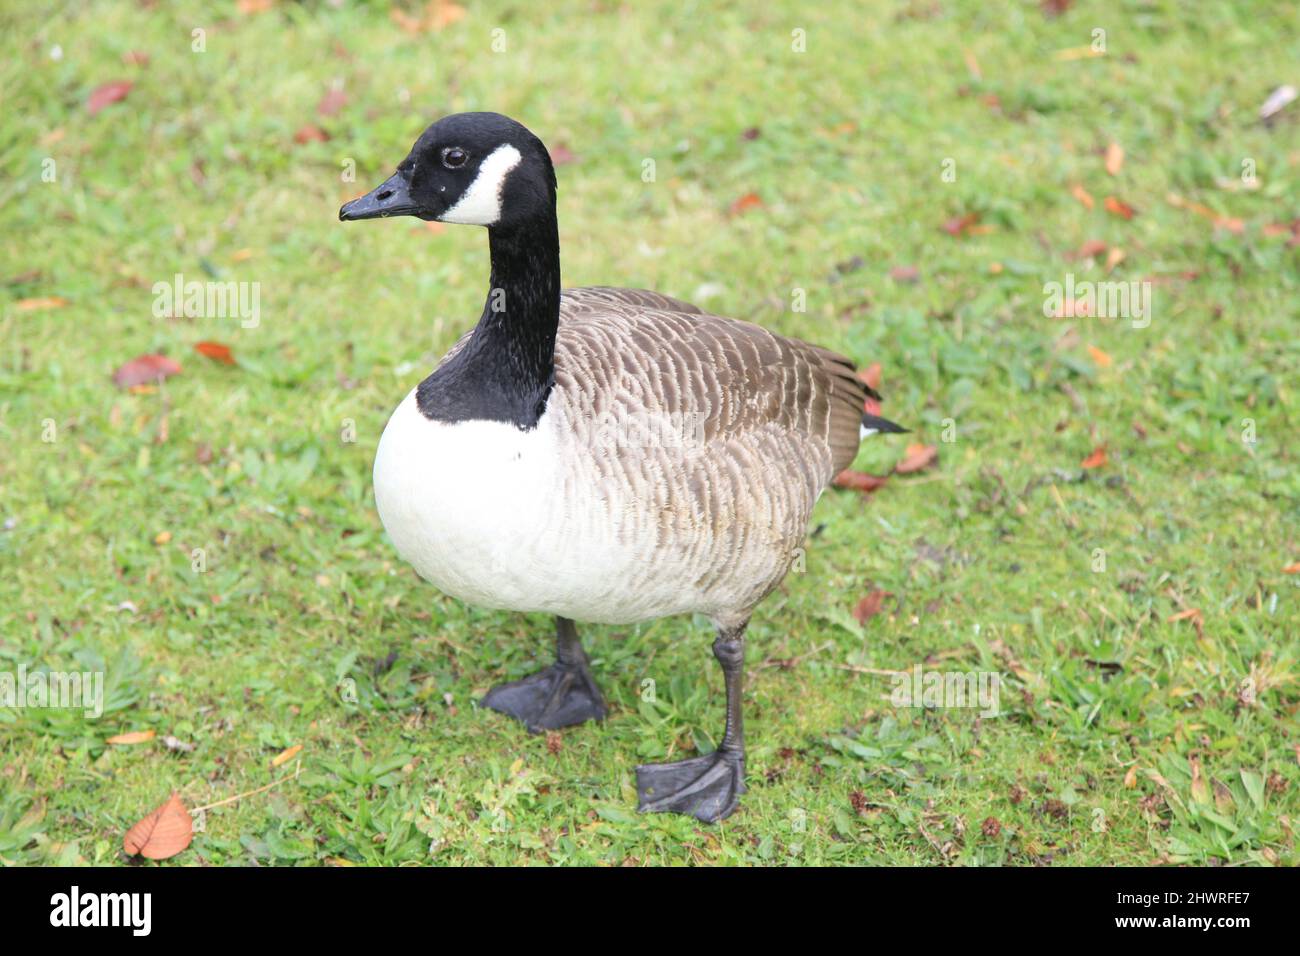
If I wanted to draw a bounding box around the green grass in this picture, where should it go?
[1,0,1298,866]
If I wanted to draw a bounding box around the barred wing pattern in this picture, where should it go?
[541,287,870,624]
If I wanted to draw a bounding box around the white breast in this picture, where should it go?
[372,389,716,623]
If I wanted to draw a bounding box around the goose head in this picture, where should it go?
[339,112,556,229]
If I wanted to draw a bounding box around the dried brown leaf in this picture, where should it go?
[271,744,302,768]
[895,443,938,474]
[16,296,68,311]
[112,354,181,389]
[123,792,193,860]
[1081,446,1108,469]
[1104,196,1136,219]
[194,341,236,365]
[107,730,156,745]
[942,212,980,237]
[549,144,577,166]
[294,124,329,145]
[1104,141,1124,176]
[88,80,133,116]
[317,87,347,117]
[833,470,890,494]
[852,589,892,625]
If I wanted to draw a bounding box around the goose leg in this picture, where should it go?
[480,617,607,733]
[635,624,747,823]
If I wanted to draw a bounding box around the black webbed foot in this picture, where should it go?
[635,750,746,823]
[481,663,606,733]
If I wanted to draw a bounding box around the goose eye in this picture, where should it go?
[442,147,468,169]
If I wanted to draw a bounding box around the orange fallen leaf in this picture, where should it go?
[857,362,884,411]
[1167,607,1205,639]
[317,87,347,117]
[549,144,577,166]
[942,212,981,237]
[194,341,236,365]
[1165,193,1242,233]
[107,730,156,745]
[1104,196,1136,219]
[895,443,938,475]
[1105,246,1126,272]
[271,744,303,768]
[1053,45,1104,61]
[16,296,68,311]
[1262,220,1299,243]
[123,792,193,861]
[113,354,181,389]
[852,589,892,625]
[1104,141,1124,176]
[728,192,763,215]
[294,124,329,145]
[1070,184,1095,210]
[833,470,890,494]
[888,265,920,283]
[390,6,424,32]
[88,80,133,116]
[1081,446,1108,469]
[1077,239,1107,258]
[1087,345,1112,367]
[857,361,882,391]
[1282,561,1300,574]
[428,0,467,29]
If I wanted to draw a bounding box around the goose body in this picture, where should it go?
[374,288,870,628]
[341,112,905,822]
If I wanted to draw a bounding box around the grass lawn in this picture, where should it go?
[1,0,1298,866]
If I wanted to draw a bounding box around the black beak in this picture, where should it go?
[339,171,419,221]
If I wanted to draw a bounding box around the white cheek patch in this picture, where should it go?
[441,144,523,225]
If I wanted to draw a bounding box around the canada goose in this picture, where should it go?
[340,112,906,823]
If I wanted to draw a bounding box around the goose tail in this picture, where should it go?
[860,411,909,440]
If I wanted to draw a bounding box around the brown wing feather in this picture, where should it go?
[549,289,870,618]
[560,287,868,475]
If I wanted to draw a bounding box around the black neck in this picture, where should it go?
[416,212,561,429]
